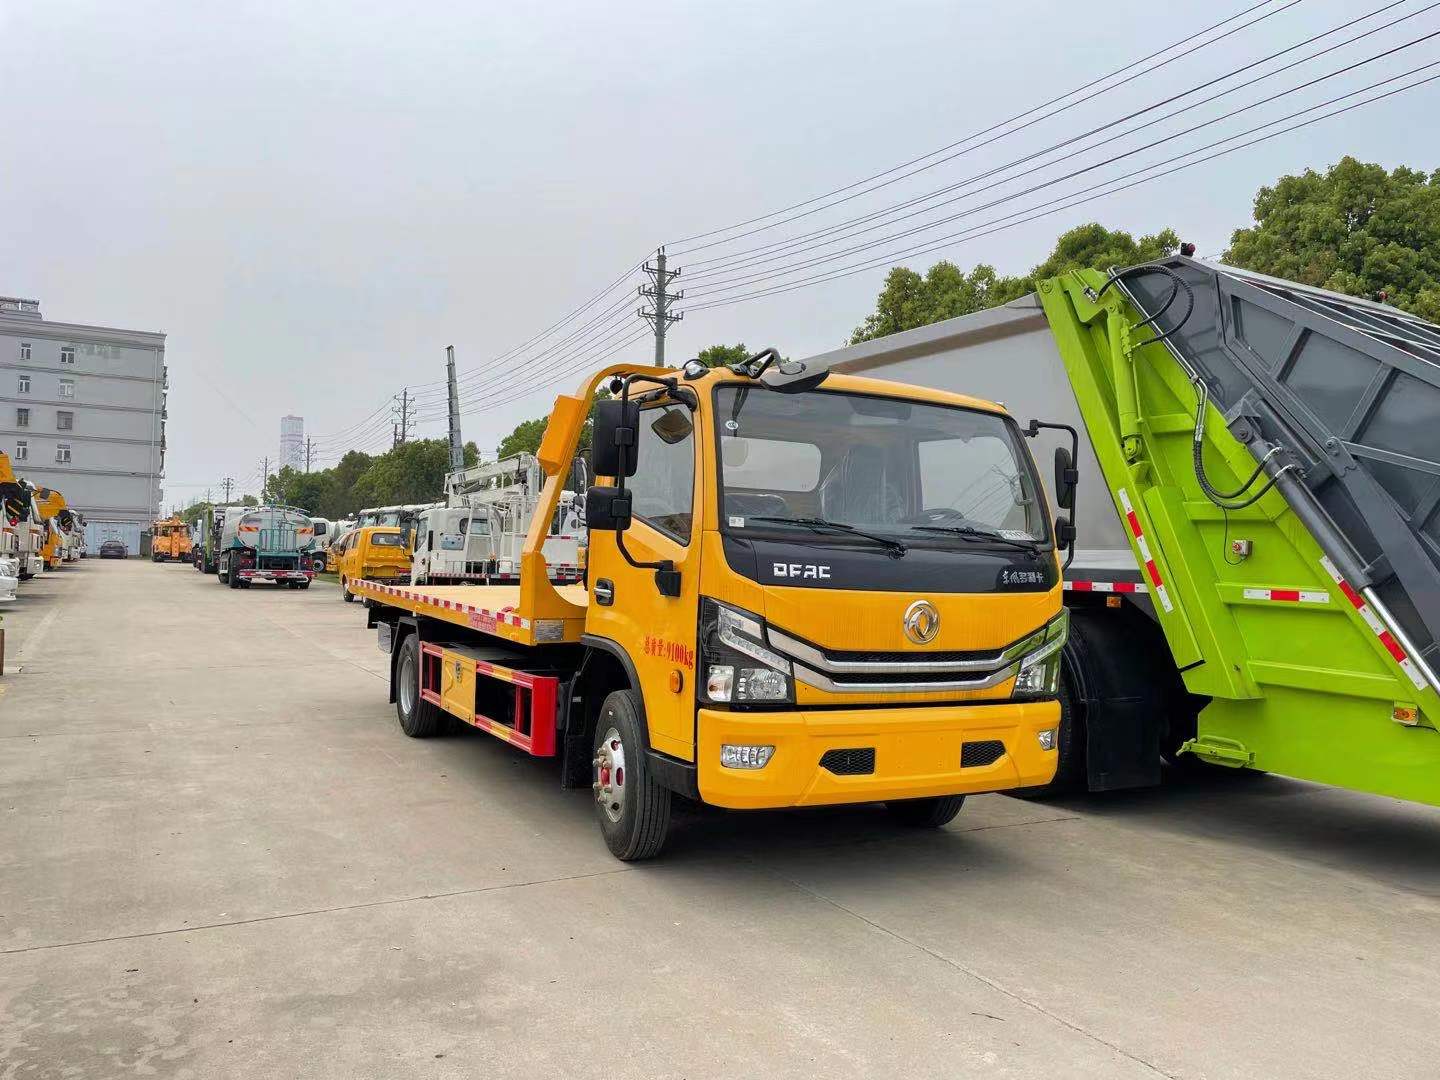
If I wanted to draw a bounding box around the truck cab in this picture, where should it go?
[364,354,1072,859]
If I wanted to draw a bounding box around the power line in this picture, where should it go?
[683,26,1440,299]
[682,0,1428,287]
[667,0,1305,254]
[683,62,1440,313]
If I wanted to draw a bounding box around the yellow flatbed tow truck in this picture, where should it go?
[354,351,1074,859]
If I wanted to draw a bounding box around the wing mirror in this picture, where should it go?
[591,399,640,478]
[585,486,632,532]
[1053,446,1078,511]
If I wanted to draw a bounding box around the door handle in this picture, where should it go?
[594,578,615,606]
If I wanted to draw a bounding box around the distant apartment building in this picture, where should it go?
[280,414,304,470]
[0,296,166,553]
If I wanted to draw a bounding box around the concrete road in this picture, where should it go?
[3,559,1439,1079]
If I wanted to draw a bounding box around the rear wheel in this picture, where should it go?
[885,794,967,827]
[394,634,444,737]
[592,690,671,860]
[341,576,354,602]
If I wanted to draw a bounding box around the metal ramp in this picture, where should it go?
[1120,256,1440,694]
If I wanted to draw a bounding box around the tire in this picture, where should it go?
[394,634,444,738]
[592,690,671,860]
[885,794,967,827]
[298,581,310,590]
[341,576,354,602]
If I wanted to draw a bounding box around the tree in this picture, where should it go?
[849,223,1178,343]
[350,438,478,507]
[1225,156,1440,320]
[496,417,549,460]
[695,343,751,368]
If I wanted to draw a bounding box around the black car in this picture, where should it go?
[98,540,128,559]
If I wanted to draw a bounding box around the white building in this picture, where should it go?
[280,414,304,470]
[0,296,167,553]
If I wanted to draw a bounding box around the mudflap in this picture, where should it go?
[1067,604,1173,792]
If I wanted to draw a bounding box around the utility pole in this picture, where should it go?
[305,437,314,472]
[445,346,464,473]
[261,457,269,502]
[221,477,233,504]
[639,247,683,367]
[392,388,412,447]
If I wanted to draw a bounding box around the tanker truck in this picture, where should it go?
[216,504,324,589]
[814,254,1440,809]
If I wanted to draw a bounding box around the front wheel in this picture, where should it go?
[592,690,671,860]
[885,794,966,828]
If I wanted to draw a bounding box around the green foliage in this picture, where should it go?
[350,438,478,508]
[849,223,1179,343]
[181,501,210,527]
[1225,156,1440,320]
[695,343,752,368]
[496,417,549,460]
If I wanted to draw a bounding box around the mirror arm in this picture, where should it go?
[1026,418,1081,564]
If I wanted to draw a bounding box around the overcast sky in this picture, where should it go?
[3,0,1435,504]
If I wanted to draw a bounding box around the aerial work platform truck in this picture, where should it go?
[355,352,1073,858]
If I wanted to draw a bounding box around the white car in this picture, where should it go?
[0,556,18,603]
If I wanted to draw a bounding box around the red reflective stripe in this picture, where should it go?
[1125,511,1142,538]
[1114,581,1139,593]
[1144,559,1162,586]
[1069,580,1094,591]
[1338,579,1364,609]
[1378,630,1408,663]
[1271,589,1301,602]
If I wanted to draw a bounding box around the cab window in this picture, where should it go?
[371,532,404,547]
[629,404,695,543]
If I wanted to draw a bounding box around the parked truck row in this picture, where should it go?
[314,255,1440,862]
[1,450,85,603]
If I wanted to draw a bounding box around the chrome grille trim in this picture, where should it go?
[767,625,1048,675]
[790,659,1021,695]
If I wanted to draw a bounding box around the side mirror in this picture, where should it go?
[1055,518,1077,551]
[1053,446,1078,511]
[592,399,641,478]
[585,486,632,532]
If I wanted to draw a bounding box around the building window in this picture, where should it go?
[55,443,71,464]
[18,375,30,394]
[57,410,74,431]
[16,407,29,428]
[59,378,75,399]
[19,342,31,361]
[60,346,76,365]
[14,440,27,461]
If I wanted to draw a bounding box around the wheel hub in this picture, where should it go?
[593,725,627,823]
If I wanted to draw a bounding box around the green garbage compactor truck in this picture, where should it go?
[800,254,1440,807]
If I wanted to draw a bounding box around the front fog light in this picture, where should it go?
[706,665,735,702]
[721,744,774,770]
[1037,728,1057,751]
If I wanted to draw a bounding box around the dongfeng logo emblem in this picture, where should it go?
[903,600,940,645]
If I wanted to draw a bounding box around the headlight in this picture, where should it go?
[700,599,794,704]
[1012,610,1068,698]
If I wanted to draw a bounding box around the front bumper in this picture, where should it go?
[238,568,314,582]
[696,700,1059,809]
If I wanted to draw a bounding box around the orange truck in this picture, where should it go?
[150,516,194,562]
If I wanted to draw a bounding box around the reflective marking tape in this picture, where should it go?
[1318,556,1426,690]
[1063,580,1147,594]
[1117,488,1173,613]
[359,581,531,629]
[1241,588,1330,604]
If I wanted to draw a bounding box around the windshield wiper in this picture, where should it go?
[747,516,907,558]
[909,524,1040,554]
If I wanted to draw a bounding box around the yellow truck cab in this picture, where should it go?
[355,351,1074,859]
[334,526,410,601]
[33,488,67,571]
[150,515,194,562]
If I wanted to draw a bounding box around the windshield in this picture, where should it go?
[715,386,1048,546]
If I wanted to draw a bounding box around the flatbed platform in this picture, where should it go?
[354,578,589,646]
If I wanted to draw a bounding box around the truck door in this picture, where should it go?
[586,402,703,762]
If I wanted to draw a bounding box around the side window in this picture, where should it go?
[628,404,696,543]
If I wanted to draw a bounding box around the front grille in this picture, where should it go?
[814,647,996,665]
[819,747,876,775]
[960,740,1006,768]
